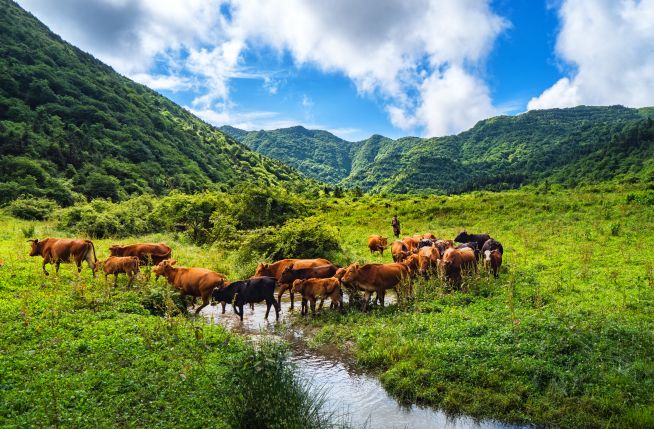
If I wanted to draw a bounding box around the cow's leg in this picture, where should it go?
[310,298,317,316]
[264,300,271,319]
[301,297,308,316]
[127,272,135,288]
[250,303,254,311]
[318,297,325,310]
[194,297,210,315]
[273,298,280,320]
[362,291,371,312]
[113,273,118,287]
[42,259,50,276]
[55,261,61,275]
[221,301,226,314]
[380,290,386,307]
[238,304,244,321]
[277,283,289,309]
[289,290,295,310]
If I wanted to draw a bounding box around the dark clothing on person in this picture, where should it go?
[391,216,401,238]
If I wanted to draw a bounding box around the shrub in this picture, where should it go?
[6,196,58,220]
[139,283,188,317]
[237,218,342,264]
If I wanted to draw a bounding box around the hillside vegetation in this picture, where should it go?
[0,0,311,206]
[223,106,654,194]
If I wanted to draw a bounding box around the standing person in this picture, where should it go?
[391,214,401,238]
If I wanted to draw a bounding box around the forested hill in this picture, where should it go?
[0,0,312,205]
[223,106,654,194]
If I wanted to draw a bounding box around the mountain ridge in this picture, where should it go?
[0,0,313,205]
[221,105,654,193]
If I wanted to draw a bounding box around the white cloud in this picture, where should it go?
[225,0,508,136]
[528,0,654,110]
[130,73,193,92]
[18,0,509,136]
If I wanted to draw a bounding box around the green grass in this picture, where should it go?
[2,185,654,428]
[0,217,349,428]
[298,185,654,428]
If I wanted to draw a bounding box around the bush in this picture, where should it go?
[139,283,188,317]
[237,218,342,264]
[6,196,58,220]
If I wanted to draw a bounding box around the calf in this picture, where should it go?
[212,276,280,321]
[391,240,410,262]
[153,260,226,315]
[292,278,342,316]
[484,249,503,278]
[100,256,140,287]
[367,235,388,256]
[28,238,97,276]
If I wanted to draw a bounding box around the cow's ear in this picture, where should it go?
[169,259,177,266]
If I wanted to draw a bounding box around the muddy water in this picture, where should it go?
[201,291,522,429]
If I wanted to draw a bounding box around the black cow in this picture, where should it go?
[212,276,280,321]
[481,239,504,255]
[456,242,480,260]
[417,238,435,249]
[454,231,491,256]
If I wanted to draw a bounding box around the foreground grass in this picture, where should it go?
[0,218,347,428]
[300,186,654,428]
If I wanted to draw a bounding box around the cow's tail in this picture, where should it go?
[86,240,97,263]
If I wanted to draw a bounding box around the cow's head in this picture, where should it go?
[380,236,388,247]
[153,259,176,277]
[254,262,270,277]
[27,239,41,257]
[454,230,468,243]
[341,263,360,286]
[109,244,124,256]
[291,279,305,293]
[279,264,294,283]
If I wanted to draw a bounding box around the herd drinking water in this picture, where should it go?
[27,230,504,319]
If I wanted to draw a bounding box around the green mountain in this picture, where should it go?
[0,0,311,205]
[223,106,654,194]
[220,125,352,184]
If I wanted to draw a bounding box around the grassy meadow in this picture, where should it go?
[0,217,349,428]
[1,184,653,428]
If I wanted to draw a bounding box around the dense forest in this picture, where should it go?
[223,106,654,194]
[0,0,313,206]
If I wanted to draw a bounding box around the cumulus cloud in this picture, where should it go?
[528,0,654,110]
[19,0,509,136]
[225,0,508,135]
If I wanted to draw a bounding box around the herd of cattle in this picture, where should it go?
[26,230,503,319]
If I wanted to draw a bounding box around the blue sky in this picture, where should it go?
[18,0,654,141]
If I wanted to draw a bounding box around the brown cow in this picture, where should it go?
[403,236,420,253]
[279,264,339,284]
[418,245,440,276]
[484,249,503,278]
[153,260,226,315]
[28,238,97,276]
[341,263,410,311]
[109,242,172,265]
[292,277,343,316]
[391,240,410,262]
[441,247,476,286]
[100,256,140,287]
[254,258,331,310]
[422,232,437,240]
[402,253,420,278]
[367,235,388,256]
